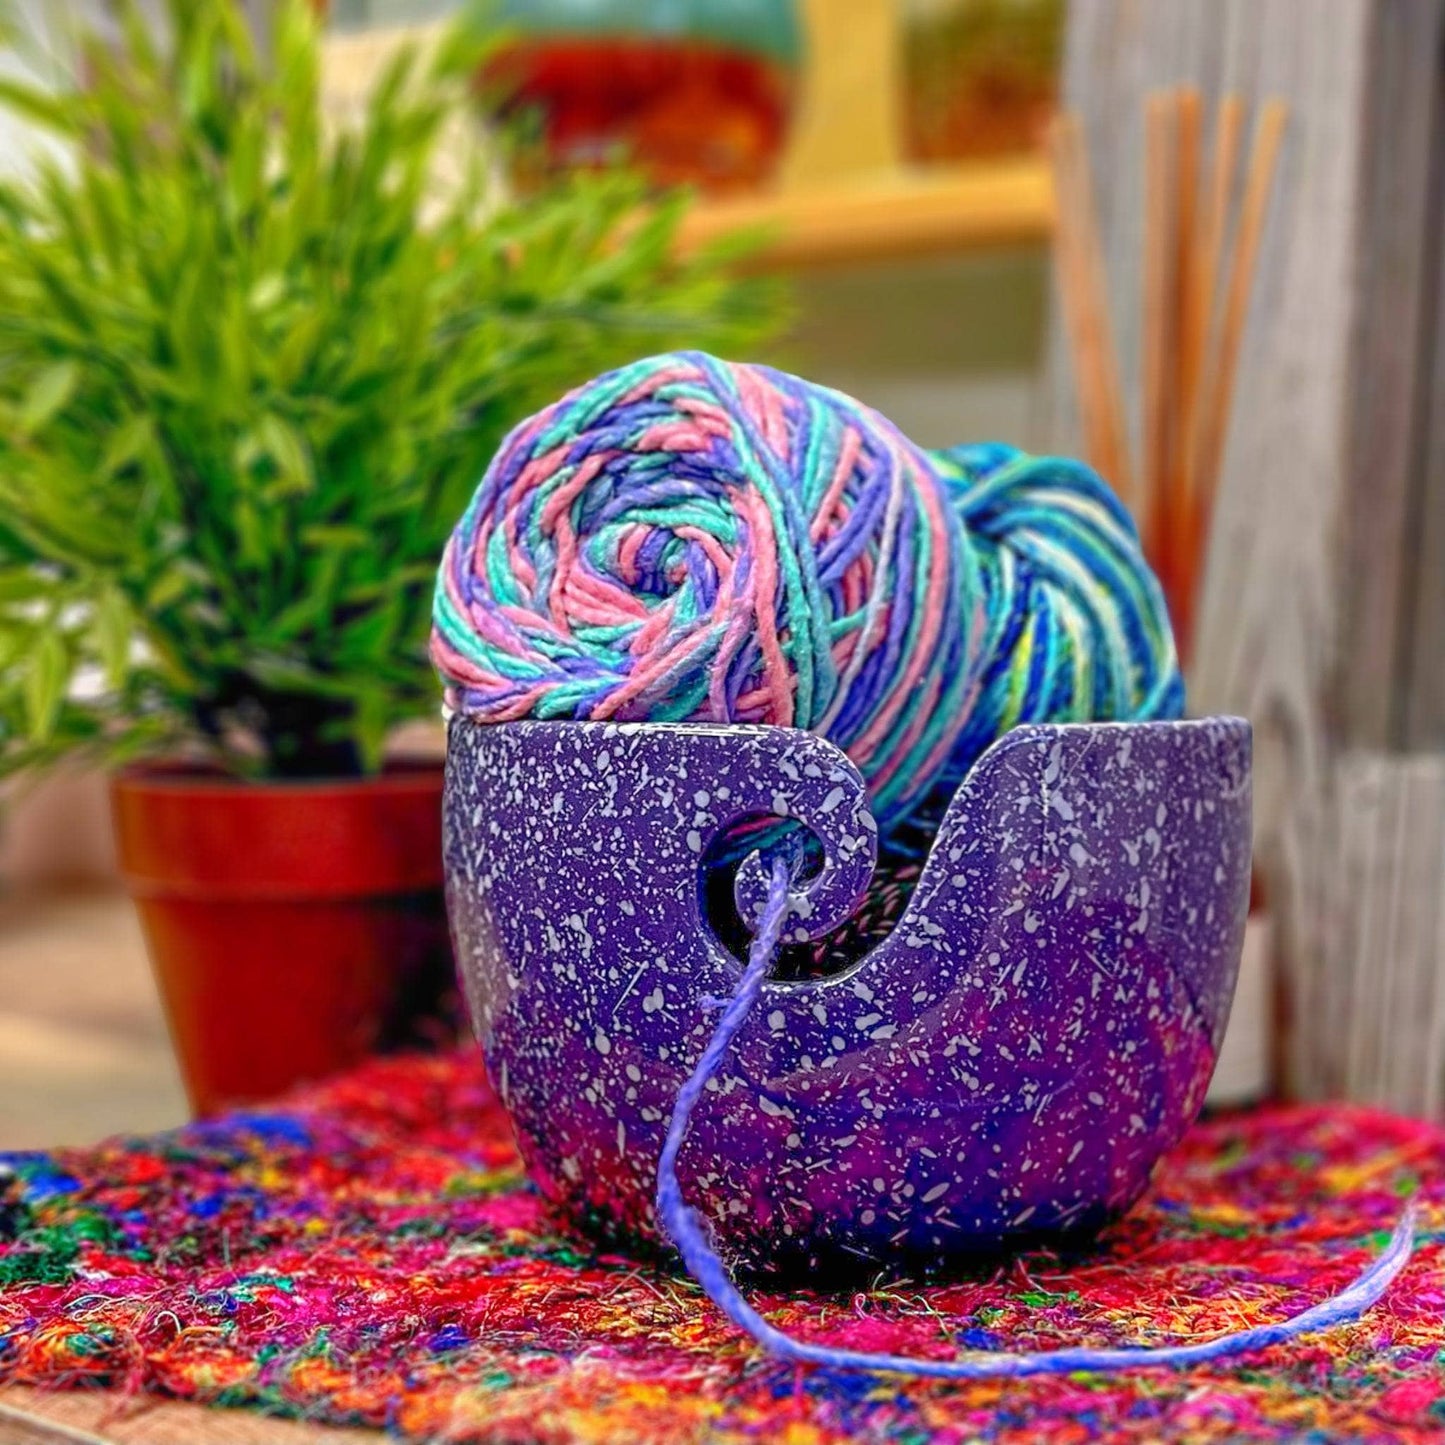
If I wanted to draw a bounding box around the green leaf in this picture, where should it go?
[259,414,314,495]
[0,77,80,134]
[233,498,266,565]
[146,567,193,612]
[237,413,314,497]
[352,687,391,773]
[100,414,157,477]
[300,525,372,551]
[336,595,402,665]
[95,587,134,688]
[0,568,47,603]
[22,629,69,741]
[248,653,355,699]
[18,362,80,435]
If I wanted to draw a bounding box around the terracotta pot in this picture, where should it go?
[111,762,453,1116]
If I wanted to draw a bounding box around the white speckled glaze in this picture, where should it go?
[444,716,1251,1278]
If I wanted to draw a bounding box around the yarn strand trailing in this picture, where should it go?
[655,856,1418,1380]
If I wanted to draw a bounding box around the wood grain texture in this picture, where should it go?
[1041,0,1445,1103]
[1338,0,1445,747]
[1294,753,1445,1114]
[1401,42,1445,749]
[0,1388,380,1445]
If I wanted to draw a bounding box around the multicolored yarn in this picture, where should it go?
[3,1051,1444,1444]
[431,352,1183,835]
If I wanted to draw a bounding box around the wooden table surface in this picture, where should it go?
[0,1387,383,1445]
[0,892,387,1444]
[0,890,185,1149]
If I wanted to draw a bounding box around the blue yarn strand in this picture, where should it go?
[656,858,1418,1380]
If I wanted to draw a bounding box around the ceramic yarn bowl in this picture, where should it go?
[444,716,1252,1279]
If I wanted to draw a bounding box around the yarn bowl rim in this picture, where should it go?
[443,714,1253,1279]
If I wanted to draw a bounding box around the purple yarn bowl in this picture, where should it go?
[443,715,1252,1279]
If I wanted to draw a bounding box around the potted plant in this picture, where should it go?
[0,0,783,1114]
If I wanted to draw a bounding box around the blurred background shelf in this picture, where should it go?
[318,6,1056,273]
[676,157,1053,268]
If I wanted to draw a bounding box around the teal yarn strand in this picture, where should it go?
[432,353,1183,838]
[929,441,1184,803]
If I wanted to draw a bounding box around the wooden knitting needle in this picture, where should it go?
[1183,93,1244,506]
[1169,88,1202,522]
[1164,87,1203,648]
[1175,93,1243,656]
[1141,91,1179,585]
[1071,116,1136,510]
[1191,98,1288,524]
[1047,113,1135,509]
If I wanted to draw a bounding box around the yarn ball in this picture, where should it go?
[432,351,1182,837]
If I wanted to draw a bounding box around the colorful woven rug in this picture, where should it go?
[2,1052,1442,1444]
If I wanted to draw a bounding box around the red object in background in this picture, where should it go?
[485,37,794,193]
[111,763,454,1116]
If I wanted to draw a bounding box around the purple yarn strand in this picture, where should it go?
[656,858,1418,1380]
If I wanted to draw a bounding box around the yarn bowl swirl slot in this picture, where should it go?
[443,713,1251,1280]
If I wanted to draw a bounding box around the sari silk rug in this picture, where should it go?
[1,1051,1442,1445]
